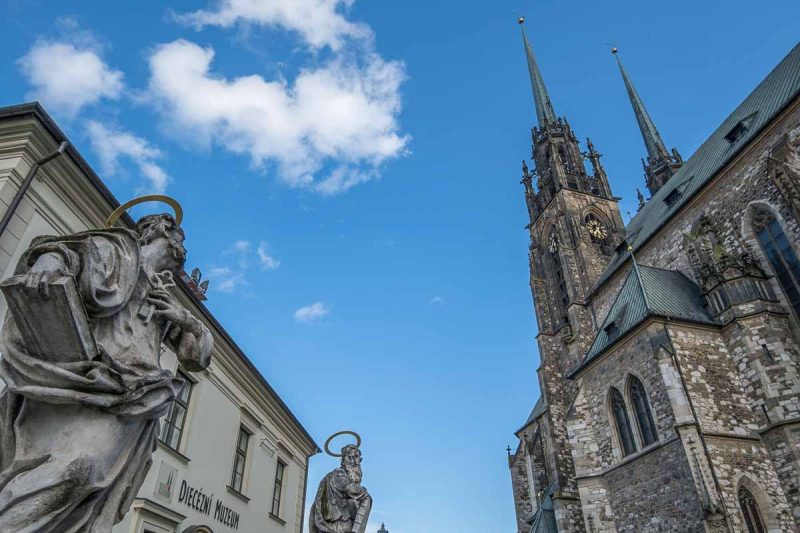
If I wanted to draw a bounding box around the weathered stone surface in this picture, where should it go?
[0,213,213,532]
[309,444,372,533]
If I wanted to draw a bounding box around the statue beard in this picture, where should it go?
[343,462,362,484]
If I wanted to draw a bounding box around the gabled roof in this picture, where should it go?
[594,42,800,291]
[517,396,547,434]
[570,264,715,378]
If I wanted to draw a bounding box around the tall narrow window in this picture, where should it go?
[159,371,192,450]
[271,460,286,517]
[230,427,251,493]
[752,206,800,317]
[738,486,767,533]
[548,230,568,324]
[629,377,658,446]
[610,388,637,457]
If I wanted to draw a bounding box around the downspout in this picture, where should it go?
[0,141,68,239]
[662,322,736,531]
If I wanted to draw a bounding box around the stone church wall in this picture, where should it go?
[604,438,704,532]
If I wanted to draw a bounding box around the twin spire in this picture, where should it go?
[518,18,682,197]
[519,17,557,126]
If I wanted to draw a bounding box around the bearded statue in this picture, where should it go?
[310,441,373,533]
[0,210,213,531]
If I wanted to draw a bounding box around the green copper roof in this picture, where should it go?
[520,20,557,126]
[571,264,715,377]
[614,50,671,163]
[595,42,800,290]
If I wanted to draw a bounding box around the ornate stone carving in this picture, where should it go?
[0,213,213,531]
[767,133,800,217]
[310,439,372,533]
[683,214,764,292]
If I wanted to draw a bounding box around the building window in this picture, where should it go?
[738,486,767,533]
[547,230,569,321]
[159,371,192,451]
[610,388,637,457]
[230,426,251,494]
[271,460,286,517]
[629,376,658,446]
[752,206,800,317]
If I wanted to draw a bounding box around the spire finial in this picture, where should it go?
[637,188,646,210]
[614,49,670,164]
[519,18,557,126]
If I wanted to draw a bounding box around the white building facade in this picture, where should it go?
[0,103,320,533]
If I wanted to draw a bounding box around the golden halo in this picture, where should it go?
[104,195,183,229]
[324,431,362,457]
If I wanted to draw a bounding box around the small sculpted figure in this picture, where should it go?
[310,444,372,533]
[0,213,213,532]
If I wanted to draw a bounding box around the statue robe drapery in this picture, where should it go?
[309,467,372,533]
[0,229,203,532]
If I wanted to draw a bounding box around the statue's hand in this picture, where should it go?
[147,289,190,325]
[23,253,69,298]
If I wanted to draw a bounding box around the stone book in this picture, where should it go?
[0,274,97,363]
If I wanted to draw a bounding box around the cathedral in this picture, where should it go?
[508,17,800,533]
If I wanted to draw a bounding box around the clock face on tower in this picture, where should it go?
[548,234,558,254]
[586,219,608,240]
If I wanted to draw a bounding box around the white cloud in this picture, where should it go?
[86,120,169,193]
[428,296,445,306]
[177,0,371,51]
[146,39,408,195]
[231,240,252,254]
[207,266,249,293]
[19,40,123,117]
[257,241,280,270]
[294,301,329,323]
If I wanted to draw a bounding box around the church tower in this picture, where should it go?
[517,17,624,531]
[613,48,683,196]
[519,17,624,354]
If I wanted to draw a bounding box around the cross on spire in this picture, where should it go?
[519,17,557,126]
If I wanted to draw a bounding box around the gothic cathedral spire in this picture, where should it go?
[612,48,683,196]
[519,17,557,126]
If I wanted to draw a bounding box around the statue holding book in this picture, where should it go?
[0,201,213,532]
[310,431,372,533]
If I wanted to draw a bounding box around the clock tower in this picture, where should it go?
[517,17,624,530]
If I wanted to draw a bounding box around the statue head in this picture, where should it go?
[340,444,363,483]
[136,213,186,271]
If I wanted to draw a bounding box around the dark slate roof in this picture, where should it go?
[594,42,800,291]
[570,264,715,378]
[529,483,558,533]
[517,396,547,433]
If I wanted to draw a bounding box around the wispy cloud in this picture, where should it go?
[207,266,250,293]
[18,19,123,117]
[257,242,280,270]
[208,238,280,293]
[428,295,445,306]
[294,301,329,324]
[86,120,169,193]
[176,0,371,51]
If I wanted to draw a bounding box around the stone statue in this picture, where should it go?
[310,433,372,533]
[0,212,213,531]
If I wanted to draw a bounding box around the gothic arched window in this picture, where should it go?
[547,229,569,326]
[752,206,800,317]
[738,486,767,533]
[610,388,637,457]
[629,376,657,446]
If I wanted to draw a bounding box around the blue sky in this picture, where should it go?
[2,0,800,531]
